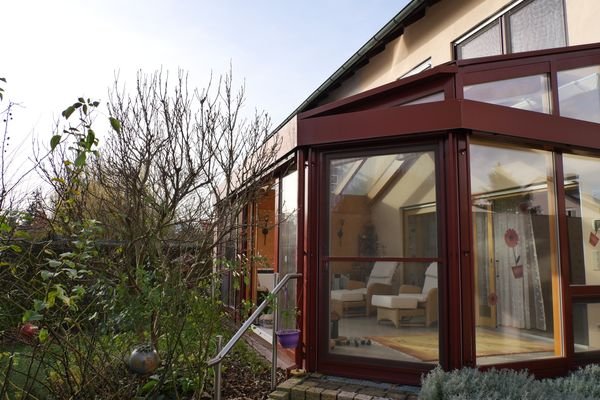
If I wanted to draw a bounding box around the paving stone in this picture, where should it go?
[321,389,341,400]
[306,387,324,400]
[269,374,420,400]
[291,384,311,400]
[303,380,320,388]
[269,390,291,400]
[340,385,362,393]
[384,393,407,400]
[338,391,356,400]
[358,387,387,397]
[319,382,342,390]
[278,378,304,392]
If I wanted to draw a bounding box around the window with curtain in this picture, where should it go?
[470,141,562,365]
[455,0,566,60]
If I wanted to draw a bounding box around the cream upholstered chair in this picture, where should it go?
[330,261,398,317]
[371,262,438,327]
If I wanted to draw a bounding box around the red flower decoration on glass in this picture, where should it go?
[504,228,523,278]
[488,292,498,306]
[504,228,519,248]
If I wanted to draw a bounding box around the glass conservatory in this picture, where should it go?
[225,43,600,385]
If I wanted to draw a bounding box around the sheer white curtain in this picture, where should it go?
[494,212,546,330]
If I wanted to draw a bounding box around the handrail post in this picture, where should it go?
[207,273,302,398]
[271,273,279,390]
[214,335,223,400]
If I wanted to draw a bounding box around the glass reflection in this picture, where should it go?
[464,74,551,114]
[563,154,600,285]
[573,302,600,353]
[470,142,561,365]
[329,261,438,363]
[329,152,437,259]
[278,171,298,329]
[327,150,439,363]
[558,66,600,124]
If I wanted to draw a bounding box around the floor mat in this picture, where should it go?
[369,330,553,362]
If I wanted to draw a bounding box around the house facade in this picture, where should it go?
[221,0,600,385]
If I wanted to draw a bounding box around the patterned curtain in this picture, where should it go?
[493,211,546,330]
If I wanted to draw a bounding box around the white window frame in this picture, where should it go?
[400,57,432,79]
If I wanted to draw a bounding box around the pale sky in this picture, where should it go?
[2,1,408,192]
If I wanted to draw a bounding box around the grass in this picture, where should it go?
[0,343,49,399]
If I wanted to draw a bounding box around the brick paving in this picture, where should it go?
[268,373,420,400]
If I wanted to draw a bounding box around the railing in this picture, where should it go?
[207,272,302,400]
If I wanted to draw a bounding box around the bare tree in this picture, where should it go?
[83,69,278,277]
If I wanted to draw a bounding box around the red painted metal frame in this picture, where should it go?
[452,131,472,368]
[296,150,306,368]
[305,149,320,371]
[554,152,574,363]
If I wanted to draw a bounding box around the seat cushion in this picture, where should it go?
[331,288,367,302]
[371,294,420,309]
[367,261,397,287]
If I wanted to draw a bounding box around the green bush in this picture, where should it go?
[420,364,600,400]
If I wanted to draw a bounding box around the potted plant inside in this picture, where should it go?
[275,287,300,349]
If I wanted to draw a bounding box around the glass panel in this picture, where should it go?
[401,58,432,78]
[328,151,437,258]
[329,261,439,363]
[508,0,566,54]
[563,154,600,284]
[573,302,600,353]
[458,20,503,60]
[558,66,600,124]
[464,74,551,114]
[278,171,298,329]
[400,92,444,106]
[470,142,561,365]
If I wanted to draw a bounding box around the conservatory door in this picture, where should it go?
[319,145,443,379]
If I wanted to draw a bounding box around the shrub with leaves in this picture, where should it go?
[1,67,278,399]
[420,364,600,400]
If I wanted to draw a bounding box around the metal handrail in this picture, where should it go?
[208,272,302,400]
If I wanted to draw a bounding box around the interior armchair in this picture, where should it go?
[330,261,398,317]
[371,262,438,327]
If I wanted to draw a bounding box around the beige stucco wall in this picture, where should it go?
[565,0,600,46]
[326,0,600,103]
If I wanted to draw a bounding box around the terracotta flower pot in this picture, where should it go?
[276,329,300,349]
[512,265,524,279]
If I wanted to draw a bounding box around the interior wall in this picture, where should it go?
[586,303,600,348]
[330,195,370,275]
[255,189,276,269]
[580,193,600,285]
[372,153,436,257]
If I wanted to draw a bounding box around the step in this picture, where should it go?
[271,373,420,400]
